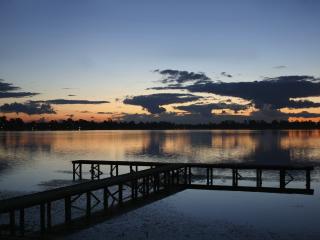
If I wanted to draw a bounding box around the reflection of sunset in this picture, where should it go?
[280,130,320,162]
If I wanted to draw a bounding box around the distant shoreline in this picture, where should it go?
[1,117,320,131]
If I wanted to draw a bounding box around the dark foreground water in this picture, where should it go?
[1,130,320,239]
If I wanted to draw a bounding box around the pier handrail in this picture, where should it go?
[72,160,314,171]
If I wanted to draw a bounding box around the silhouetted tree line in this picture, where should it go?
[0,116,319,131]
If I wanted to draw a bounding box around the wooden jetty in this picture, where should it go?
[0,160,314,238]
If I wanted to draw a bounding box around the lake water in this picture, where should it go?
[1,130,320,239]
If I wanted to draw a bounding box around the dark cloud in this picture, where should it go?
[68,94,76,97]
[0,102,56,115]
[154,69,211,84]
[176,103,250,117]
[171,75,320,110]
[0,79,38,98]
[123,93,202,114]
[80,110,91,113]
[34,99,109,105]
[221,72,232,78]
[250,106,320,121]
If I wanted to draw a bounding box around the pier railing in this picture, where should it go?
[72,160,313,190]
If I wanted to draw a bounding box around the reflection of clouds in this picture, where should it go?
[0,130,319,170]
[128,130,258,163]
[244,131,291,165]
[280,130,320,163]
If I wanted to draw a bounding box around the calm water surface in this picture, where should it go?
[1,130,320,239]
[1,130,319,192]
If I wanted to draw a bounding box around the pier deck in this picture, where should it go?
[0,160,314,238]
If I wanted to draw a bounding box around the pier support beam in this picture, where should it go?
[86,192,91,217]
[19,209,24,236]
[40,203,45,233]
[9,210,15,236]
[65,196,71,223]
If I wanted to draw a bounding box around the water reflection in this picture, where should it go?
[0,130,320,191]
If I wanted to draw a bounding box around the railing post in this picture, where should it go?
[306,169,311,190]
[206,168,210,185]
[256,169,262,187]
[280,170,286,188]
[90,164,94,180]
[188,167,192,184]
[79,163,82,180]
[232,169,238,186]
[72,162,76,181]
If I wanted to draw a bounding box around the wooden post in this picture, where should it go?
[79,163,82,180]
[110,164,113,176]
[134,179,138,198]
[146,176,150,195]
[131,180,135,199]
[184,167,187,185]
[119,184,123,204]
[10,210,15,236]
[86,192,91,217]
[103,188,108,210]
[188,167,192,184]
[91,164,94,180]
[116,165,119,176]
[72,163,75,181]
[210,168,213,185]
[232,169,238,186]
[19,209,24,236]
[280,170,286,188]
[306,169,311,190]
[40,203,46,233]
[256,169,262,187]
[171,170,175,185]
[65,196,71,223]
[142,177,146,195]
[206,168,210,185]
[97,164,101,179]
[47,202,51,230]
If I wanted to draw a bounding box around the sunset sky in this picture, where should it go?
[1,0,320,123]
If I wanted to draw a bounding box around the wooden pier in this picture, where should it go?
[0,160,314,238]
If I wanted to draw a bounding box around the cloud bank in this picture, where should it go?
[0,79,38,98]
[0,102,56,115]
[123,93,202,114]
